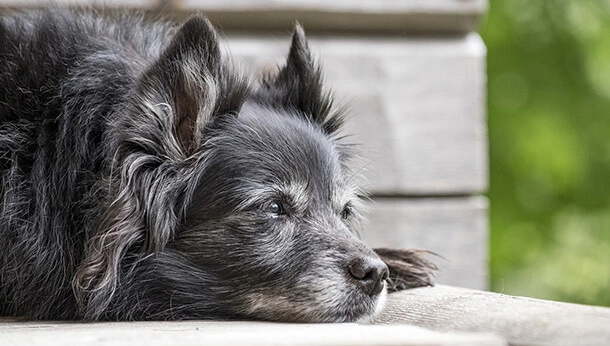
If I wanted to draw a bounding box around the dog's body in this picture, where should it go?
[0,10,435,321]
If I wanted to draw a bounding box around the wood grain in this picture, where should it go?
[378,285,610,346]
[0,320,505,346]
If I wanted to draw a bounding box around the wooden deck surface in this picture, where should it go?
[0,319,505,346]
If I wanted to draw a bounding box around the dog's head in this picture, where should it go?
[75,17,388,322]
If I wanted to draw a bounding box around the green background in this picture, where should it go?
[480,0,610,307]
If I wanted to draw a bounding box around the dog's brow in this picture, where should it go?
[278,181,309,212]
[230,181,308,211]
[231,184,278,210]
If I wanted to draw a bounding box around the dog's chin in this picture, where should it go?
[355,285,387,324]
[309,283,388,323]
[243,282,388,323]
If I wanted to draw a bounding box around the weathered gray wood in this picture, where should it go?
[361,197,488,290]
[0,320,506,346]
[378,285,610,346]
[0,0,487,33]
[229,34,487,195]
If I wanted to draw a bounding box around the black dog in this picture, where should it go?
[0,9,435,321]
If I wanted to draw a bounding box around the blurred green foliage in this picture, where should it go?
[479,0,610,306]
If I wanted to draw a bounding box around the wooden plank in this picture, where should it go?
[361,197,488,290]
[0,320,505,346]
[0,0,487,33]
[229,34,487,195]
[378,286,610,346]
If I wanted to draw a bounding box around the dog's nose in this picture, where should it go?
[347,257,389,296]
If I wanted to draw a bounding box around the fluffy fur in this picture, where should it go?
[0,9,436,321]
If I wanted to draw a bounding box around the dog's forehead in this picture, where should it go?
[221,104,352,200]
[240,106,339,172]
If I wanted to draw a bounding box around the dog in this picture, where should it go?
[0,9,436,321]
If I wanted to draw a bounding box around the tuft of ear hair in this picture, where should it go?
[252,23,343,135]
[374,248,439,291]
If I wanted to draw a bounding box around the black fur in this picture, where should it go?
[0,9,435,321]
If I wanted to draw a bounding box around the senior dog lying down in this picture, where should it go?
[0,9,436,321]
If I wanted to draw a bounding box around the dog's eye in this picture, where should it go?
[341,204,352,220]
[266,202,285,217]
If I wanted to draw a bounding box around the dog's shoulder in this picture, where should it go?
[0,10,174,124]
[1,9,170,54]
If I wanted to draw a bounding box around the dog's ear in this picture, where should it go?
[132,16,248,157]
[252,24,342,135]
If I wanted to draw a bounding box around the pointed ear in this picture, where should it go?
[252,24,342,135]
[134,16,248,157]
